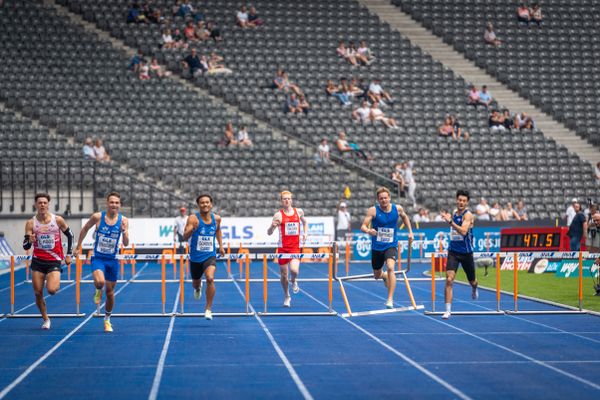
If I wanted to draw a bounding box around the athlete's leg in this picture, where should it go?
[45,270,61,295]
[104,280,116,314]
[289,258,300,287]
[32,271,48,321]
[444,269,456,306]
[279,262,290,296]
[92,268,106,291]
[385,258,396,303]
[204,265,216,311]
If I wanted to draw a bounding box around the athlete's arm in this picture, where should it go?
[451,211,473,237]
[56,216,73,264]
[182,214,199,241]
[121,217,130,247]
[23,219,34,250]
[397,205,414,240]
[74,212,100,258]
[267,211,282,236]
[215,215,225,256]
[298,208,308,243]
[173,218,178,241]
[360,207,377,236]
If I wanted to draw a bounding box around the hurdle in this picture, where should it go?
[425,252,505,316]
[338,240,425,318]
[5,255,85,318]
[257,246,337,316]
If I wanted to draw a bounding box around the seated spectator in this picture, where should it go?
[515,200,528,221]
[162,29,175,49]
[413,208,430,223]
[195,21,209,41]
[370,102,398,129]
[149,9,164,25]
[149,57,170,78]
[350,78,366,98]
[391,163,405,196]
[346,42,360,66]
[183,21,197,42]
[352,100,371,123]
[336,131,372,161]
[171,28,188,49]
[209,51,224,64]
[315,138,331,164]
[337,41,358,66]
[476,198,491,221]
[274,71,303,96]
[172,0,181,16]
[138,60,150,80]
[367,79,394,107]
[357,40,375,65]
[248,6,264,26]
[595,162,600,186]
[237,126,253,146]
[531,3,542,27]
[128,50,144,72]
[206,21,222,41]
[177,1,194,18]
[488,110,507,133]
[434,209,448,222]
[326,79,351,106]
[236,5,251,28]
[181,48,205,78]
[502,202,519,220]
[484,22,501,47]
[501,109,514,130]
[338,78,354,99]
[489,201,503,221]
[220,122,238,147]
[126,3,146,23]
[82,137,96,160]
[201,54,232,74]
[517,3,531,26]
[478,85,493,108]
[450,115,470,140]
[298,95,311,114]
[438,116,454,138]
[514,112,535,130]
[285,93,302,114]
[93,139,110,162]
[467,85,479,107]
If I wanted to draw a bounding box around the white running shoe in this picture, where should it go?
[41,319,51,330]
[472,285,479,300]
[385,299,393,309]
[283,296,291,308]
[205,310,213,320]
[442,311,451,320]
[292,281,300,294]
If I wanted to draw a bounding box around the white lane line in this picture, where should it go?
[0,281,25,293]
[0,263,149,399]
[231,278,314,400]
[148,285,181,400]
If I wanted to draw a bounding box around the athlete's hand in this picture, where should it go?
[441,212,452,224]
[28,233,36,243]
[218,247,225,257]
[72,248,79,259]
[64,255,72,265]
[408,232,414,241]
[302,234,308,244]
[271,219,281,228]
[367,228,377,237]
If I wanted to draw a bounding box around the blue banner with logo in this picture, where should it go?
[0,236,14,270]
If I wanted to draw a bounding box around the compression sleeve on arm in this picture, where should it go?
[63,227,74,255]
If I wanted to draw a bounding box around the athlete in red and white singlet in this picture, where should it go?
[24,193,73,330]
[267,191,308,308]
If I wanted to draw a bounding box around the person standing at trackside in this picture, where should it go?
[336,201,351,242]
[75,192,129,332]
[23,193,74,330]
[173,206,188,253]
[401,161,417,208]
[182,194,224,321]
[567,201,587,251]
[361,187,414,309]
[440,190,479,320]
[267,191,308,308]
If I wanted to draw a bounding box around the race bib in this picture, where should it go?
[285,222,299,236]
[196,236,214,252]
[37,234,55,250]
[97,235,117,254]
[450,227,463,241]
[376,227,394,243]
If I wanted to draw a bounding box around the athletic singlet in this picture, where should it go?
[449,209,474,254]
[32,214,63,261]
[93,211,122,259]
[279,208,300,250]
[189,212,217,263]
[371,204,398,252]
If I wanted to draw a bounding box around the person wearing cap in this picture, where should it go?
[336,201,352,242]
[565,198,578,226]
[174,206,188,253]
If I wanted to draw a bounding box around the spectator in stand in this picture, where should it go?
[315,138,331,165]
[489,109,506,133]
[201,54,232,74]
[357,40,376,65]
[83,137,96,160]
[438,116,454,138]
[501,109,514,131]
[298,95,311,114]
[476,198,491,221]
[148,8,164,24]
[450,115,470,140]
[565,198,578,226]
[195,21,209,41]
[93,139,110,162]
[236,5,251,28]
[337,41,358,66]
[285,93,302,114]
[149,57,170,78]
[183,21,197,42]
[391,163,405,196]
[162,29,175,49]
[467,85,479,107]
[181,48,205,78]
[274,71,303,96]
[336,201,352,241]
[172,0,181,16]
[347,42,361,66]
[367,78,394,107]
[336,131,372,161]
[489,201,502,221]
[172,28,188,49]
[514,112,535,130]
[413,208,430,223]
[349,78,366,98]
[128,49,144,72]
[502,202,519,221]
[138,60,150,80]
[484,22,501,47]
[402,161,417,208]
[531,3,543,28]
[352,100,372,124]
[173,206,188,253]
[338,78,354,99]
[177,1,194,18]
[206,21,222,41]
[127,3,146,23]
[370,102,399,129]
[236,126,253,146]
[220,121,238,147]
[326,79,351,106]
[248,6,264,26]
[478,85,493,108]
[517,3,532,26]
[515,200,528,221]
[595,162,600,186]
[434,209,448,222]
[568,202,587,251]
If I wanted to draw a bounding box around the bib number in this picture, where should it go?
[376,227,394,243]
[196,236,214,252]
[450,227,463,241]
[38,234,55,250]
[285,222,299,236]
[97,235,117,254]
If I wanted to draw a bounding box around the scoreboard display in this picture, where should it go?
[500,227,569,251]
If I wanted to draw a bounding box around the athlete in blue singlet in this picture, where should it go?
[75,192,130,332]
[182,194,224,320]
[440,189,479,319]
[361,187,413,308]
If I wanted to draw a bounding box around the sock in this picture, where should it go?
[104,312,111,322]
[445,303,451,313]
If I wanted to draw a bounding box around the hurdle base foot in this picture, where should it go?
[504,310,587,315]
[176,312,255,317]
[425,311,505,315]
[7,313,86,318]
[258,311,337,317]
[341,304,424,318]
